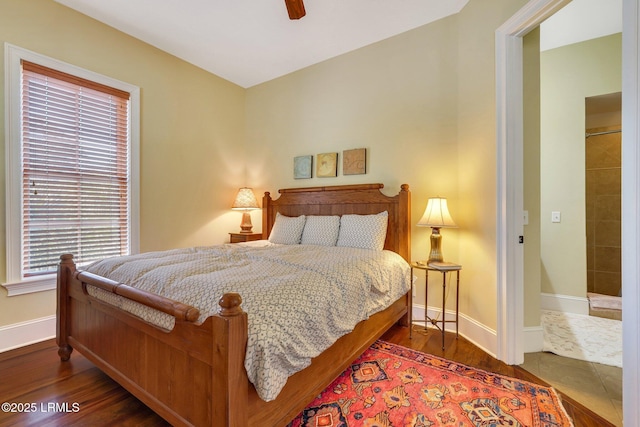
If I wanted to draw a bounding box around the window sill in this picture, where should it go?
[2,275,56,296]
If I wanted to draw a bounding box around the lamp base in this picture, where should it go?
[428,227,444,263]
[239,211,253,233]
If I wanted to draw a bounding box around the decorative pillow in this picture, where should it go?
[301,215,341,246]
[336,211,388,251]
[268,213,306,245]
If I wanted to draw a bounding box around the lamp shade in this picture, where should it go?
[417,197,456,228]
[232,188,259,210]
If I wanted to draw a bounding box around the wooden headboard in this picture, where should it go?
[262,183,411,261]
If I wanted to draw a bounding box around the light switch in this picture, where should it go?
[551,211,561,223]
[523,210,529,225]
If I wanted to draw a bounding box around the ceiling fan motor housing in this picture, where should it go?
[285,0,306,19]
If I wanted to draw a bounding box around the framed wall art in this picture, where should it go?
[343,148,366,175]
[293,155,313,179]
[316,152,338,177]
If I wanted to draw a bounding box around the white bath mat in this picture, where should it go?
[541,310,622,368]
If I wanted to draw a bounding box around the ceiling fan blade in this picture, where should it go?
[285,0,306,20]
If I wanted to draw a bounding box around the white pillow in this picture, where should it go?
[268,213,306,244]
[336,211,388,251]
[301,215,341,246]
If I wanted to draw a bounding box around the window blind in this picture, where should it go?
[21,60,131,276]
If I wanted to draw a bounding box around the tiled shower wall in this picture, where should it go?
[585,126,621,296]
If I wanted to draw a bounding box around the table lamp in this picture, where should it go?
[232,188,259,233]
[417,197,457,263]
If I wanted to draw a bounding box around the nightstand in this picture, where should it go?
[229,233,263,243]
[410,261,461,349]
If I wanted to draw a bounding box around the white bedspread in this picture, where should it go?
[84,243,410,401]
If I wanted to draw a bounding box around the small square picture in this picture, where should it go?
[293,155,313,179]
[343,148,366,175]
[316,152,338,177]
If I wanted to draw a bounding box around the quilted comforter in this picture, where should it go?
[84,242,411,401]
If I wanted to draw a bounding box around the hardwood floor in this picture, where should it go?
[0,340,169,427]
[0,325,612,426]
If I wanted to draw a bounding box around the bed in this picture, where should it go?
[56,183,411,426]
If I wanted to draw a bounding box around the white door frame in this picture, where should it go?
[495,0,640,423]
[495,0,570,366]
[621,0,640,424]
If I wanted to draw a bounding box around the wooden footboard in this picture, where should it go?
[57,254,250,426]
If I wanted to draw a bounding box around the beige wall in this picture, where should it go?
[246,0,526,331]
[0,0,246,327]
[540,34,622,298]
[523,28,542,327]
[455,0,527,330]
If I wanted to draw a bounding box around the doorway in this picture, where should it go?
[495,0,640,425]
[523,29,624,426]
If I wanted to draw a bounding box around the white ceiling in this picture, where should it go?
[54,0,622,88]
[55,0,469,88]
[540,0,622,51]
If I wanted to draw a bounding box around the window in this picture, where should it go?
[3,44,139,295]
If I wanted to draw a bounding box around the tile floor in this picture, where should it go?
[520,352,623,426]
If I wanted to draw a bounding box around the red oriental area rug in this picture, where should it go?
[288,340,573,427]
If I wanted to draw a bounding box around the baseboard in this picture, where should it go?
[0,315,56,353]
[523,325,544,353]
[521,293,588,353]
[540,292,589,315]
[411,296,586,357]
[412,304,497,359]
